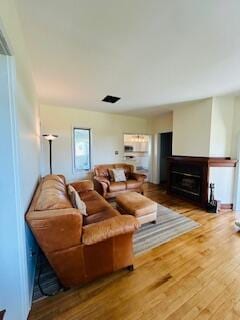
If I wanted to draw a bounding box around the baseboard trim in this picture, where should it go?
[220,203,233,210]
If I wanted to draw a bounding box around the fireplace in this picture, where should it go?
[171,164,201,202]
[167,156,237,208]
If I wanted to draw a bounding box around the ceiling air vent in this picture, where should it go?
[0,29,11,56]
[102,95,121,103]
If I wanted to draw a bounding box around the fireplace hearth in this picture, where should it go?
[167,156,237,208]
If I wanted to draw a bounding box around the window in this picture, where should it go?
[73,128,91,171]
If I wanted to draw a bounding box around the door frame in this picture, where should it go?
[123,133,153,182]
[159,131,173,184]
[154,130,172,185]
[233,133,240,211]
[9,55,30,319]
[0,41,29,319]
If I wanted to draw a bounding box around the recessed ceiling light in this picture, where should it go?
[102,95,121,103]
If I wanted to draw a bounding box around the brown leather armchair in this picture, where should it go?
[26,175,140,288]
[93,163,146,199]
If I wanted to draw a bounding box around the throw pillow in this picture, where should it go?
[67,185,87,216]
[108,169,115,182]
[111,168,127,182]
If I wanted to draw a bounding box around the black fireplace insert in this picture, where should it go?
[171,163,202,202]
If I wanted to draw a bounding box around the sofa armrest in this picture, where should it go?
[26,208,83,253]
[93,176,110,186]
[82,215,140,245]
[131,172,146,182]
[93,176,110,197]
[70,180,94,193]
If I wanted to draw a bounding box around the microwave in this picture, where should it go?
[124,145,134,152]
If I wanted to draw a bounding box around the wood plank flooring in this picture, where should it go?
[29,183,240,320]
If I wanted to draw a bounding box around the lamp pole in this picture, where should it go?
[49,139,52,174]
[42,134,58,175]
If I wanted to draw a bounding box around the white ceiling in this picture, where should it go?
[16,0,240,116]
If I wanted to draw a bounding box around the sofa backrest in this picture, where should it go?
[30,175,72,212]
[94,163,134,179]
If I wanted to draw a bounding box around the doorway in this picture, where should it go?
[159,132,173,185]
[123,134,151,181]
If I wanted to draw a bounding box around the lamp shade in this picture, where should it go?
[42,134,58,141]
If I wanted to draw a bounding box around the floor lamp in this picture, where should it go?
[42,134,58,174]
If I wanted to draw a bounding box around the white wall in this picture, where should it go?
[172,99,213,156]
[209,167,235,204]
[40,104,149,182]
[231,98,240,210]
[0,1,40,319]
[209,96,235,157]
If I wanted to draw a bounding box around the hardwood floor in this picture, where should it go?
[29,183,240,320]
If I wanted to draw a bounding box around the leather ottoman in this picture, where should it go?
[116,192,157,225]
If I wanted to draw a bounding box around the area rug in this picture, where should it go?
[32,204,200,301]
[133,203,200,254]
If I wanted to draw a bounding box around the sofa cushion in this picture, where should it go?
[85,199,111,215]
[83,207,119,225]
[109,182,126,192]
[80,190,103,202]
[80,191,112,215]
[126,179,142,190]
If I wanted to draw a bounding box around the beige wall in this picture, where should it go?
[40,104,150,181]
[209,96,235,157]
[172,96,235,158]
[172,99,213,156]
[151,112,173,134]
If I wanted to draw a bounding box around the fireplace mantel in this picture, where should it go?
[168,156,237,167]
[167,156,237,208]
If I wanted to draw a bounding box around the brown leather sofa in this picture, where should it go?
[93,163,146,199]
[26,175,139,288]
